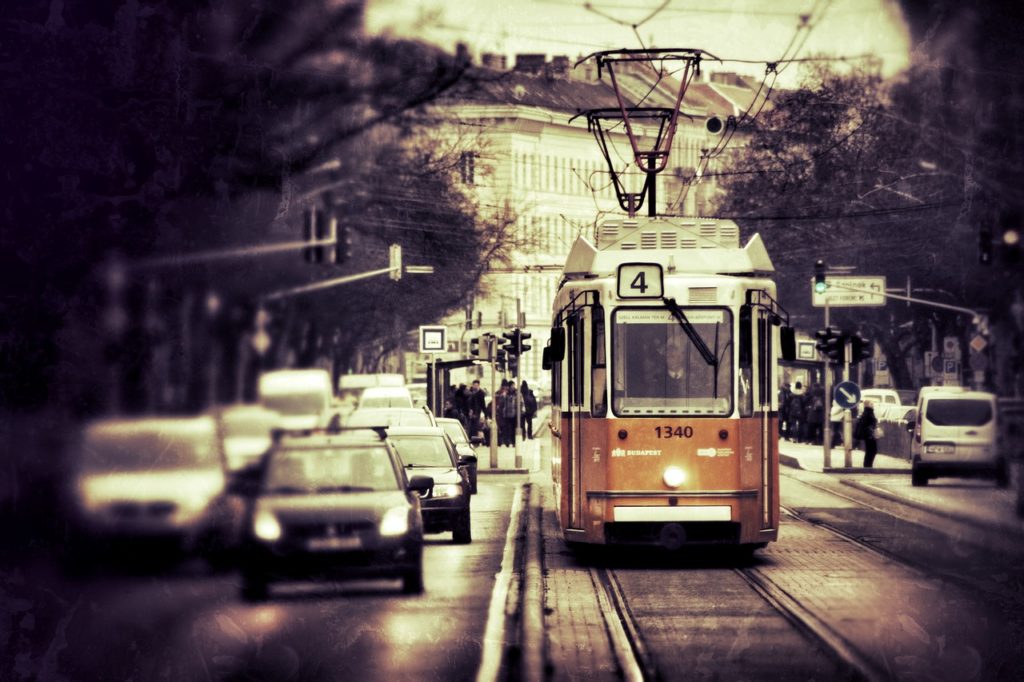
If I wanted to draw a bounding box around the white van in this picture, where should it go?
[910,390,1006,487]
[258,369,333,430]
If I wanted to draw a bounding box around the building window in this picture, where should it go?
[459,152,476,185]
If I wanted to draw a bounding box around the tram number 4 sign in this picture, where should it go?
[618,263,664,299]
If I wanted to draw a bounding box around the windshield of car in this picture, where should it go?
[925,399,993,426]
[389,435,454,468]
[359,395,412,409]
[81,427,218,472]
[439,421,469,444]
[346,409,433,427]
[612,308,732,416]
[261,391,328,416]
[263,446,400,493]
[221,409,276,437]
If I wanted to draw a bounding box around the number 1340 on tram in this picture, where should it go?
[542,217,796,553]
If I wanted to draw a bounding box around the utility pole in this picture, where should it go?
[843,336,854,468]
[823,298,833,469]
[489,335,498,469]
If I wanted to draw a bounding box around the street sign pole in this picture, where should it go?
[843,338,853,468]
[822,300,833,469]
[489,336,498,469]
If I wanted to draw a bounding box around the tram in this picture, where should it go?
[543,216,795,551]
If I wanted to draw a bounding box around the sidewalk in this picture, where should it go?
[778,438,910,474]
[474,440,541,474]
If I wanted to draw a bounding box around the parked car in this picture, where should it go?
[210,403,280,471]
[234,426,432,599]
[436,417,479,494]
[861,388,915,407]
[344,407,437,428]
[66,416,239,562]
[359,386,415,409]
[386,426,473,544]
[258,369,334,430]
[910,390,1007,487]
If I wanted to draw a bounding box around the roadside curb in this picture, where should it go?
[822,467,908,475]
[779,453,803,470]
[479,468,530,475]
[841,478,1024,542]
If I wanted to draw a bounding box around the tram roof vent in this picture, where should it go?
[564,219,773,278]
[688,287,718,304]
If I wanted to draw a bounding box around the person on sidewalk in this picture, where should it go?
[855,400,879,467]
[787,382,806,442]
[778,382,792,440]
[520,380,537,439]
[829,401,844,447]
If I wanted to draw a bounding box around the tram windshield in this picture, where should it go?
[611,308,732,416]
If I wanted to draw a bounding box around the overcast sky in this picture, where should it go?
[364,0,912,87]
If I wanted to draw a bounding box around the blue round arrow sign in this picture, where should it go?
[833,381,861,409]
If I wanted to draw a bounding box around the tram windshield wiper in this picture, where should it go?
[661,297,718,367]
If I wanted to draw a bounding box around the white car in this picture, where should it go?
[67,416,240,560]
[258,369,334,430]
[910,390,1006,487]
[359,386,414,409]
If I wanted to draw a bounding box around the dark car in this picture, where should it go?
[436,417,479,494]
[234,426,433,600]
[386,426,473,544]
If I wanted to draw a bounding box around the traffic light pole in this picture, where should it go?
[490,335,498,469]
[822,300,833,469]
[843,337,854,468]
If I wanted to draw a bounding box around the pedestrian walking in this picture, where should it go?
[806,384,824,444]
[778,382,792,439]
[520,381,538,439]
[829,401,844,447]
[787,382,806,442]
[855,400,879,467]
[502,381,519,446]
[467,379,488,444]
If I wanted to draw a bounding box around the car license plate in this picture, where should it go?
[926,444,954,455]
[307,535,361,551]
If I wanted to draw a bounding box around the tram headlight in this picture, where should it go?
[663,466,686,488]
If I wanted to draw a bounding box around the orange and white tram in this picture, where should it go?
[543,216,795,551]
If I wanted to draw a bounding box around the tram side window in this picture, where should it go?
[738,305,753,418]
[592,308,607,417]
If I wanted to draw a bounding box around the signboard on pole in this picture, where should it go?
[419,325,447,354]
[812,276,886,307]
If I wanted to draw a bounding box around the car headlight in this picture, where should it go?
[663,466,686,488]
[253,510,282,541]
[380,506,410,536]
[432,484,462,499]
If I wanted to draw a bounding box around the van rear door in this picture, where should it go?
[923,397,996,463]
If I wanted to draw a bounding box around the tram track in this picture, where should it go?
[588,524,882,681]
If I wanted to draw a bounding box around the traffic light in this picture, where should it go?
[470,336,481,357]
[508,355,519,376]
[979,227,993,266]
[850,333,872,364]
[815,326,841,359]
[824,332,844,362]
[813,259,827,294]
[519,330,532,354]
[334,220,352,264]
[1000,206,1021,265]
[503,329,520,356]
[303,208,326,263]
[495,347,507,372]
